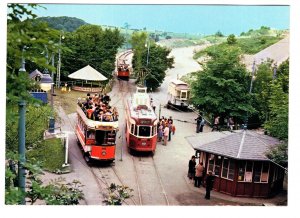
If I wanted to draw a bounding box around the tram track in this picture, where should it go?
[118,79,169,205]
[131,155,170,205]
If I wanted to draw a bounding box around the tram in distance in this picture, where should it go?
[75,100,118,163]
[125,87,158,154]
[116,50,132,81]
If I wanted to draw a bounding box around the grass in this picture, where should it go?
[194,36,283,60]
[53,89,85,115]
[27,138,65,173]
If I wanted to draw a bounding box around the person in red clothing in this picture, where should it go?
[194,162,204,187]
[86,105,94,119]
[172,124,176,135]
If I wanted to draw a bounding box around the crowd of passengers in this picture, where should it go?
[77,93,118,122]
[157,116,175,146]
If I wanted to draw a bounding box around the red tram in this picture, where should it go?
[125,87,158,154]
[76,105,118,163]
[116,50,132,81]
[117,60,130,81]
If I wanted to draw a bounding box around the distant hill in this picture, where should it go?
[36,16,88,32]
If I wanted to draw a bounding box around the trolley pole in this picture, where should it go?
[158,104,161,120]
[18,100,26,205]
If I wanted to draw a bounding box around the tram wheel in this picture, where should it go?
[84,153,91,164]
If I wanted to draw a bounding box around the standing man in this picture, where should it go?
[194,162,204,187]
[195,115,202,133]
[199,117,205,133]
[205,171,215,200]
[168,120,173,141]
[188,156,196,180]
[228,117,234,132]
[212,116,220,131]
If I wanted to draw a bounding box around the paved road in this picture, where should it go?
[243,36,289,71]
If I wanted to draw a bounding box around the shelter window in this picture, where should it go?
[208,154,215,172]
[207,154,221,177]
[221,158,235,180]
[138,126,151,137]
[254,162,269,183]
[214,156,222,176]
[228,160,235,180]
[272,167,278,182]
[238,161,253,182]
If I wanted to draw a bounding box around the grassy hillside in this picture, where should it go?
[36,16,87,32]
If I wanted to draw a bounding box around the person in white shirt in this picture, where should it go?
[163,126,169,146]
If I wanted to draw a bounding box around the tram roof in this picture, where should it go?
[127,91,157,121]
[77,106,118,130]
[170,79,188,86]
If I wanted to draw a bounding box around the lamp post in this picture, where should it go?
[244,60,256,130]
[18,47,26,205]
[146,37,150,67]
[40,73,54,133]
[57,31,65,88]
[144,37,150,87]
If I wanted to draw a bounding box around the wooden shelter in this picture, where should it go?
[186,130,286,198]
[68,65,107,92]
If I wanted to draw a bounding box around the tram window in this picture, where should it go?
[134,125,137,136]
[87,130,95,139]
[138,126,151,137]
[152,125,157,136]
[95,130,106,145]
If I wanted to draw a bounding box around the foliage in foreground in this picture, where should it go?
[5,155,84,205]
[103,183,133,205]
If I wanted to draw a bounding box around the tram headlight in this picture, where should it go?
[102,151,107,156]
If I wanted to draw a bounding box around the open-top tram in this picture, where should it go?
[125,87,158,154]
[76,104,118,163]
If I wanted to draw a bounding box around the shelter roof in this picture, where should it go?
[68,65,107,81]
[29,69,43,79]
[186,130,280,161]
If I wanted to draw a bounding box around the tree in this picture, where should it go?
[130,31,148,74]
[264,76,288,140]
[215,30,224,37]
[252,60,274,123]
[264,60,289,166]
[227,34,237,45]
[6,4,85,205]
[36,16,87,32]
[191,46,255,123]
[62,25,124,80]
[131,32,174,90]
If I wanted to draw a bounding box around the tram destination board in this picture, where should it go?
[139,119,151,125]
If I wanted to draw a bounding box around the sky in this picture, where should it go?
[32,4,290,35]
